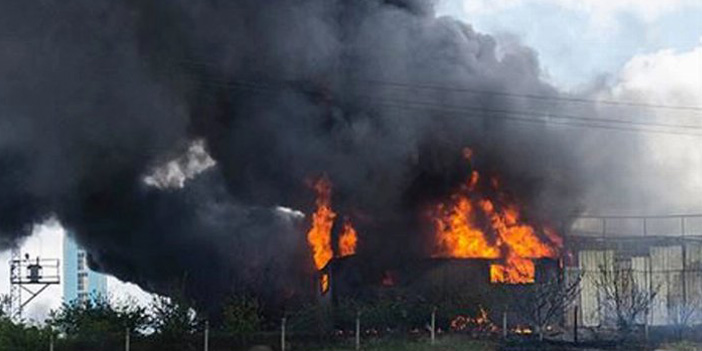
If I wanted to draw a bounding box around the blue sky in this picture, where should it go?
[438,0,702,89]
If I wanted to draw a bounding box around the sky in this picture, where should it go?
[438,0,702,215]
[0,221,152,324]
[437,0,702,90]
[3,0,702,322]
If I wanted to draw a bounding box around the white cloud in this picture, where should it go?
[606,43,702,211]
[460,0,702,23]
[612,44,702,106]
[108,277,153,307]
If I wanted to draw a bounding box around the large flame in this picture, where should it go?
[433,149,560,284]
[307,177,335,271]
[338,219,358,257]
[306,177,359,293]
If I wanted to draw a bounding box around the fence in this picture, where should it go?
[23,308,537,351]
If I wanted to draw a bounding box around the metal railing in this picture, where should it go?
[568,214,702,238]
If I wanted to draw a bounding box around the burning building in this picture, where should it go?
[305,148,565,321]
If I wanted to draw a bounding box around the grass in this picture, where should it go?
[658,341,702,351]
[304,335,497,351]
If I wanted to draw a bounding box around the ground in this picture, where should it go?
[302,336,496,351]
[657,342,702,351]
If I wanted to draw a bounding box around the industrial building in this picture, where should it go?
[567,215,702,327]
[63,233,108,303]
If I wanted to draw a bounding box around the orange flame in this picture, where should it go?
[320,273,330,294]
[307,177,359,293]
[513,326,533,335]
[490,255,535,284]
[307,177,335,270]
[338,219,358,257]
[433,148,560,284]
[450,306,498,333]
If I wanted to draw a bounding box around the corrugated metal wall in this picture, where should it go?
[685,242,702,324]
[579,250,613,327]
[631,256,650,325]
[650,246,682,325]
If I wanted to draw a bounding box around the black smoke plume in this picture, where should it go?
[0,0,596,315]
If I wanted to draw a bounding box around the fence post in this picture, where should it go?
[281,317,286,351]
[502,311,507,339]
[355,311,361,351]
[573,306,578,344]
[204,320,209,351]
[125,327,130,351]
[430,307,436,345]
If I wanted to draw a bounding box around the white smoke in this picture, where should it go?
[143,139,216,189]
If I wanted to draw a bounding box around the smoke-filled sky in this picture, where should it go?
[1,0,701,320]
[441,0,702,215]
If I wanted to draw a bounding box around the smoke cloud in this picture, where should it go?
[0,0,634,314]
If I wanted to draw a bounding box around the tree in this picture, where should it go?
[515,272,581,341]
[0,294,11,318]
[48,294,149,341]
[668,293,700,340]
[149,295,199,340]
[221,295,262,336]
[0,316,49,351]
[594,264,658,339]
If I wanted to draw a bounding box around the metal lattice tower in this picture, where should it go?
[9,247,21,319]
[9,252,60,320]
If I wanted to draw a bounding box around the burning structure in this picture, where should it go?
[305,148,565,324]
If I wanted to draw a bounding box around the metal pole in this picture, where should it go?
[573,306,578,344]
[49,332,54,351]
[502,310,507,339]
[682,240,688,307]
[281,317,286,351]
[682,216,686,237]
[204,320,209,351]
[430,307,436,345]
[681,217,688,313]
[125,327,130,351]
[355,311,361,351]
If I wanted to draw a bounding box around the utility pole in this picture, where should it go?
[355,311,361,351]
[280,317,286,351]
[430,307,436,345]
[204,320,209,351]
[125,327,130,351]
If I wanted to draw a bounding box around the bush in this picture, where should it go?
[47,294,148,342]
[221,295,262,336]
[0,317,50,351]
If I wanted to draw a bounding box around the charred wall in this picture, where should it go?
[323,255,561,319]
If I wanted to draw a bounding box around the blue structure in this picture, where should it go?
[63,233,107,303]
